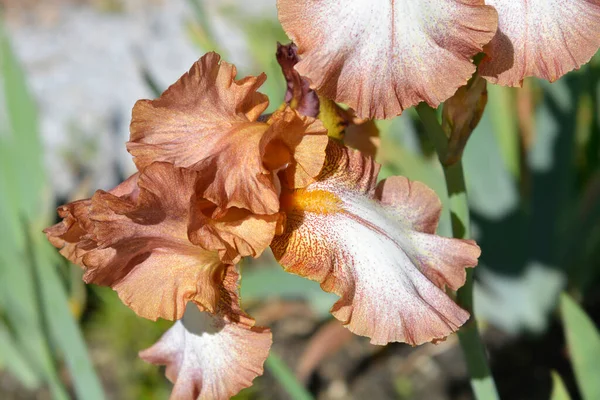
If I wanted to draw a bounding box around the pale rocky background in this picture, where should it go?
[2,0,276,199]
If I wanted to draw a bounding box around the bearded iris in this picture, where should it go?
[45,50,480,398]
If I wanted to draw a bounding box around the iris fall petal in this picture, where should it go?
[84,163,231,320]
[277,0,498,119]
[44,173,140,265]
[140,266,272,400]
[271,141,480,345]
[480,0,600,86]
[47,162,274,321]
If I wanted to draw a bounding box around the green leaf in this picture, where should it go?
[0,245,67,399]
[463,104,518,220]
[241,260,336,318]
[0,15,68,399]
[265,352,314,400]
[550,371,572,400]
[0,15,102,399]
[0,15,45,223]
[31,236,105,400]
[560,293,600,400]
[0,323,40,389]
[487,84,519,178]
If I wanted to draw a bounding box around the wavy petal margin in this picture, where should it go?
[189,202,279,264]
[263,107,329,189]
[277,0,497,119]
[128,52,278,214]
[272,141,480,345]
[480,0,600,86]
[140,266,272,400]
[46,162,276,321]
[44,174,140,265]
[128,53,327,214]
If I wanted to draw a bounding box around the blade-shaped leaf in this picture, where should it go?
[0,323,39,389]
[550,371,572,400]
[560,293,600,400]
[0,14,44,222]
[265,352,314,400]
[31,233,105,400]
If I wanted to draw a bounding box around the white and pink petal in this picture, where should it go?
[140,267,272,400]
[480,0,600,85]
[277,0,498,119]
[271,142,480,345]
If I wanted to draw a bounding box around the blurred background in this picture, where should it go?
[1,0,599,399]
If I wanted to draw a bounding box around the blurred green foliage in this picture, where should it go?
[560,293,600,400]
[0,14,103,400]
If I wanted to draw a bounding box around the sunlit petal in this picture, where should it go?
[128,53,327,214]
[140,267,271,400]
[480,0,600,85]
[47,162,274,321]
[272,142,480,345]
[277,0,498,119]
[189,202,279,264]
[82,162,231,320]
[263,107,329,189]
[128,52,277,214]
[44,173,140,265]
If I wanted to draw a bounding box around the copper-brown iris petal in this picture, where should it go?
[263,107,329,189]
[127,52,277,214]
[128,53,327,215]
[44,173,140,265]
[46,162,277,321]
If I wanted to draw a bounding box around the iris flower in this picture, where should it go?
[45,52,480,399]
[277,0,600,119]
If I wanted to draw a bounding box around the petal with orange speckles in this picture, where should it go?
[271,141,480,345]
[480,0,600,86]
[140,266,272,400]
[277,0,498,119]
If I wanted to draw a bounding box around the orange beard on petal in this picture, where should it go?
[280,188,342,215]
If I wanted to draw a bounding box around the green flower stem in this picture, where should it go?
[266,352,314,400]
[416,103,499,400]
